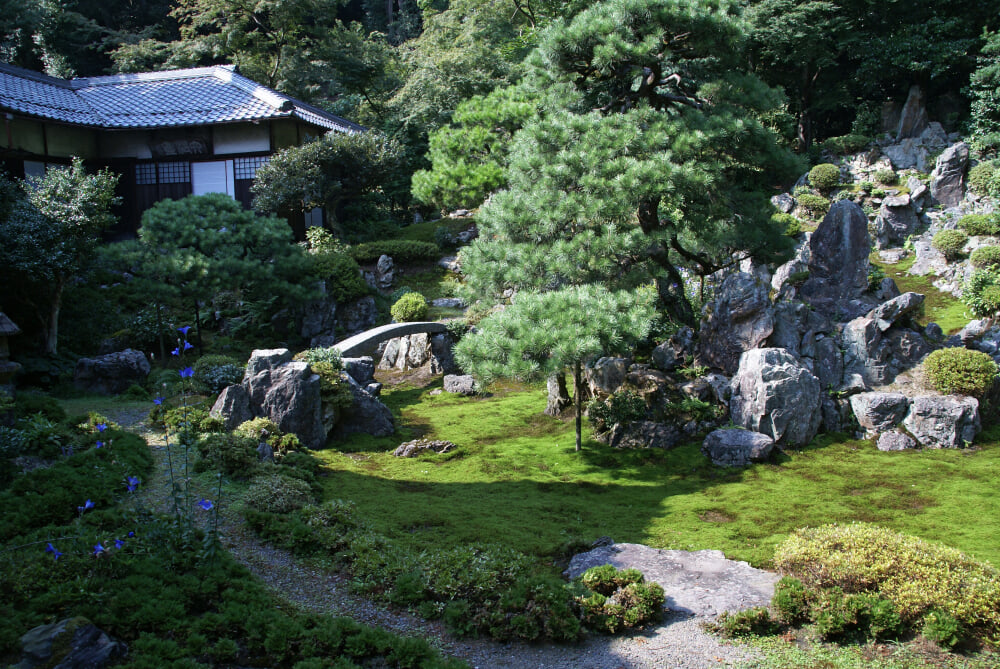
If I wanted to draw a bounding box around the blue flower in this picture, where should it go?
[96,423,107,432]
[183,340,194,351]
[127,531,135,538]
[153,396,164,405]
[93,543,105,555]
[171,347,180,356]
[125,476,140,492]
[114,538,125,549]
[45,543,63,560]
[179,367,194,379]
[95,440,104,449]
[178,326,191,335]
[197,499,214,511]
[78,499,95,513]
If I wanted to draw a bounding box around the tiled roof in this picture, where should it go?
[0,63,363,133]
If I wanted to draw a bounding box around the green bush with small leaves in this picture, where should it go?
[808,163,841,192]
[193,354,244,394]
[771,212,801,236]
[295,346,343,370]
[969,161,1000,198]
[243,473,315,513]
[774,523,1000,644]
[821,134,870,155]
[874,168,898,185]
[577,565,664,634]
[922,609,964,650]
[587,390,647,432]
[796,193,831,216]
[922,347,998,397]
[932,229,968,260]
[971,245,1000,268]
[310,252,369,303]
[391,292,429,322]
[858,180,875,193]
[772,577,813,625]
[348,240,440,264]
[958,213,1000,236]
[716,607,779,638]
[964,268,1000,317]
[197,432,259,479]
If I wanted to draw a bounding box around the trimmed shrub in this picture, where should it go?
[716,607,779,638]
[774,523,1000,643]
[193,354,244,394]
[349,240,440,264]
[244,473,314,513]
[922,347,998,397]
[577,565,664,634]
[808,163,841,192]
[310,252,369,303]
[874,168,898,185]
[796,193,831,216]
[821,134,870,155]
[771,212,801,237]
[391,292,429,322]
[922,609,963,650]
[971,245,1000,268]
[858,180,875,193]
[295,346,342,370]
[197,432,259,479]
[931,229,968,260]
[772,576,813,625]
[482,574,581,641]
[969,161,1000,199]
[958,214,1000,237]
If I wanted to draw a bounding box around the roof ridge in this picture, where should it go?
[213,67,292,112]
[70,65,236,89]
[0,62,74,89]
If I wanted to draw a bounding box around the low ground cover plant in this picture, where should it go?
[959,213,1000,237]
[971,245,1000,268]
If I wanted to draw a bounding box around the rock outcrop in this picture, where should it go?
[930,142,969,207]
[19,617,125,669]
[698,273,773,375]
[443,374,477,395]
[902,395,980,448]
[701,429,774,467]
[800,200,871,313]
[73,349,150,395]
[377,332,456,375]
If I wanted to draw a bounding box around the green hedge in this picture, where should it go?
[349,240,441,264]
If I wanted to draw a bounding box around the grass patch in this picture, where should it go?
[321,384,1000,567]
[391,218,471,243]
[872,255,970,333]
[737,636,997,669]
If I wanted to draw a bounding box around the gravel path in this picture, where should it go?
[116,408,762,669]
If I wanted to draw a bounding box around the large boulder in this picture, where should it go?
[868,292,924,330]
[698,273,774,375]
[341,357,375,386]
[210,384,253,431]
[840,309,928,390]
[599,421,681,450]
[896,85,929,139]
[849,392,910,436]
[729,348,823,448]
[701,428,774,467]
[930,142,969,207]
[375,254,394,290]
[902,395,980,449]
[300,283,338,347]
[377,332,456,374]
[244,356,325,449]
[19,617,125,669]
[444,374,477,395]
[800,201,871,311]
[651,326,695,372]
[874,194,919,250]
[331,374,395,439]
[586,357,629,395]
[73,349,150,395]
[545,373,572,416]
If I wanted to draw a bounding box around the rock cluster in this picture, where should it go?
[393,438,456,457]
[377,332,456,375]
[73,349,150,395]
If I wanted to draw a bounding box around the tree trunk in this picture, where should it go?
[193,300,204,355]
[636,198,696,326]
[545,372,571,416]
[573,361,583,452]
[797,65,813,152]
[155,300,167,367]
[44,279,64,355]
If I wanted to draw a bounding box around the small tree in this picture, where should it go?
[0,159,119,354]
[454,286,655,451]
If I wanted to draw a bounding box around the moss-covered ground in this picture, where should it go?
[319,379,1000,569]
[873,255,970,334]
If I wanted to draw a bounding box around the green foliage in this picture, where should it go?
[958,214,1000,236]
[233,418,301,460]
[968,161,1000,198]
[964,268,1000,317]
[774,523,1000,644]
[772,577,813,626]
[296,347,343,370]
[14,392,67,423]
[859,181,876,193]
[874,169,898,186]
[772,212,801,237]
[348,240,441,264]
[808,163,842,192]
[821,134,870,154]
[244,473,315,514]
[922,348,998,398]
[971,246,1000,268]
[922,609,964,650]
[196,433,259,479]
[969,31,1000,156]
[932,230,968,260]
[482,574,581,641]
[587,391,647,433]
[796,193,831,216]
[252,130,405,227]
[717,607,779,638]
[311,361,354,418]
[391,292,429,322]
[867,265,887,291]
[575,566,664,634]
[192,355,244,394]
[310,253,369,304]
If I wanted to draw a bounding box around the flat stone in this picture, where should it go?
[564,543,780,619]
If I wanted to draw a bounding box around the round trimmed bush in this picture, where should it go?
[771,212,801,237]
[922,347,998,397]
[969,161,1000,198]
[931,229,968,260]
[796,193,831,217]
[874,168,898,185]
[958,214,1000,237]
[244,473,314,513]
[971,245,1000,268]
[391,292,429,322]
[808,163,841,192]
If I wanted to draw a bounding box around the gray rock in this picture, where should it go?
[868,292,925,331]
[729,348,823,448]
[545,373,571,416]
[873,277,901,302]
[564,543,780,619]
[73,349,150,395]
[247,359,325,449]
[884,138,929,171]
[341,357,375,385]
[879,248,909,264]
[375,254,394,290]
[19,617,125,669]
[800,201,871,310]
[821,396,854,433]
[332,374,395,439]
[849,392,910,435]
[210,384,253,431]
[456,226,478,244]
[652,326,696,372]
[431,297,466,308]
[698,272,774,375]
[393,438,456,457]
[300,283,338,344]
[812,336,845,391]
[587,357,630,396]
[245,348,292,377]
[338,296,378,335]
[429,333,457,375]
[902,395,980,449]
[444,374,477,395]
[438,256,460,272]
[771,193,795,214]
[841,316,890,388]
[365,382,382,397]
[908,176,929,211]
[770,259,809,294]
[601,421,682,449]
[257,441,274,462]
[896,85,929,139]
[877,430,918,451]
[406,332,431,368]
[874,197,919,249]
[930,142,969,207]
[703,372,731,404]
[959,319,990,345]
[924,322,944,342]
[701,429,774,467]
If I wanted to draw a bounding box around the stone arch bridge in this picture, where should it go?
[333,321,448,357]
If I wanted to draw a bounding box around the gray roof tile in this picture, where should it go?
[0,63,363,133]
